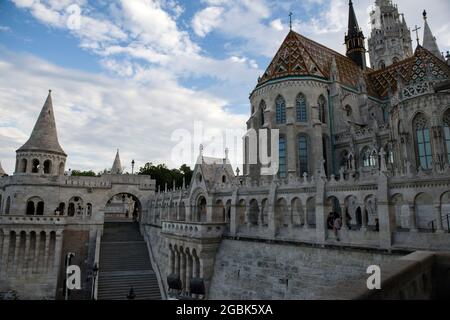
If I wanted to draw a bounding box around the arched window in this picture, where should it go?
[362,147,376,167]
[385,144,394,165]
[414,114,432,169]
[0,194,2,213]
[379,60,386,69]
[392,57,399,64]
[43,160,52,174]
[344,105,352,117]
[32,159,40,173]
[296,94,307,122]
[278,136,286,178]
[318,95,327,124]
[275,95,286,124]
[444,111,450,163]
[298,135,309,176]
[68,203,75,217]
[260,100,266,127]
[26,201,35,215]
[87,203,92,216]
[36,201,44,215]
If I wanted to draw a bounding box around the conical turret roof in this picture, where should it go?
[111,149,122,174]
[422,10,443,60]
[0,161,6,176]
[17,91,66,156]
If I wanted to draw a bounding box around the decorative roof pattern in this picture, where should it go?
[257,31,367,90]
[367,46,450,97]
[258,31,450,100]
[17,91,66,156]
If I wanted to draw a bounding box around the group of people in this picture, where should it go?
[327,210,380,241]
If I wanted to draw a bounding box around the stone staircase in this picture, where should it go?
[97,222,161,300]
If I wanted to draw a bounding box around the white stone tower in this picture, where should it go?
[422,10,444,60]
[15,90,67,176]
[368,0,413,70]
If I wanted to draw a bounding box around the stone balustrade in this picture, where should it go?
[161,221,226,239]
[0,214,66,225]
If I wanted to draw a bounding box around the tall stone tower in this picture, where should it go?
[345,0,367,69]
[368,0,413,70]
[15,91,67,176]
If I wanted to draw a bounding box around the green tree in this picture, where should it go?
[138,163,193,191]
[71,170,97,177]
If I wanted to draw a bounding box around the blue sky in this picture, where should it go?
[0,0,449,174]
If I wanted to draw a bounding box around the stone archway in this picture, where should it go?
[104,193,143,222]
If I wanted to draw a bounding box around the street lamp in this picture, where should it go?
[91,263,99,300]
[131,159,135,174]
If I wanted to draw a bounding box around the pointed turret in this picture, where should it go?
[422,10,443,60]
[345,1,366,69]
[17,90,66,155]
[111,149,123,174]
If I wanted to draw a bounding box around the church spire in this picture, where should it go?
[422,10,443,60]
[345,0,366,69]
[111,149,123,174]
[17,90,66,156]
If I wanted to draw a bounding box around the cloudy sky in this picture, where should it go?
[0,0,449,174]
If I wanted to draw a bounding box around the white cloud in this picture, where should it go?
[0,51,246,174]
[192,6,224,37]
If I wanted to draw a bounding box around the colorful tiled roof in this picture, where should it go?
[257,31,450,100]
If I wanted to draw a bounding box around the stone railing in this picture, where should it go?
[0,214,66,225]
[161,221,226,239]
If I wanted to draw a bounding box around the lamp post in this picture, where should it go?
[91,263,99,300]
[131,159,135,174]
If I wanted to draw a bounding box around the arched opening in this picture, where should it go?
[213,200,225,222]
[355,207,362,228]
[105,193,142,222]
[362,147,376,167]
[43,160,52,174]
[275,198,288,229]
[26,201,35,215]
[58,202,65,216]
[291,198,303,226]
[179,202,186,221]
[87,203,92,216]
[344,195,357,229]
[260,199,268,227]
[68,196,84,217]
[276,95,286,124]
[365,195,378,231]
[389,194,405,230]
[225,200,232,224]
[236,199,246,227]
[318,95,327,124]
[259,100,266,127]
[68,203,75,217]
[306,197,316,228]
[444,110,450,163]
[32,159,40,173]
[279,136,287,178]
[296,93,307,122]
[413,113,432,170]
[298,135,309,176]
[248,199,259,226]
[21,159,28,173]
[196,196,207,222]
[36,201,44,215]
[415,193,434,231]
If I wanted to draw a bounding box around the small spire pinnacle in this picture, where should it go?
[289,12,293,31]
[423,10,427,20]
[111,149,122,174]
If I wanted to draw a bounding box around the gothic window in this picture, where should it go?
[414,114,432,169]
[444,111,450,163]
[362,147,376,167]
[36,201,44,215]
[318,95,327,124]
[379,60,386,69]
[260,100,266,127]
[275,95,286,124]
[87,203,92,216]
[392,57,399,64]
[44,160,52,174]
[296,94,307,122]
[344,105,352,117]
[298,135,309,176]
[26,201,35,215]
[279,136,287,178]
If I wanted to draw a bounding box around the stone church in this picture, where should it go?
[1,0,450,300]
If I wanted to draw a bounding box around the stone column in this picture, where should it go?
[180,251,186,292]
[43,231,50,273]
[53,232,64,273]
[340,204,348,230]
[23,232,31,275]
[303,203,308,229]
[185,254,192,294]
[12,232,20,272]
[33,232,40,274]
[168,248,174,274]
[434,204,444,233]
[361,205,368,232]
[1,233,10,273]
[408,204,418,232]
[175,250,180,277]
